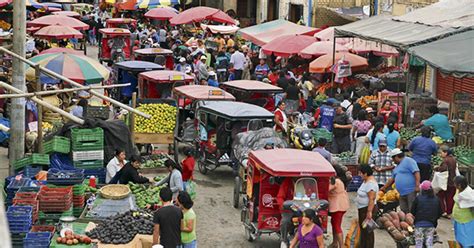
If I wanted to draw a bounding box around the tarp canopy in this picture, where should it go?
[335,15,468,49]
[173,85,235,101]
[238,19,319,46]
[408,30,474,78]
[198,101,273,120]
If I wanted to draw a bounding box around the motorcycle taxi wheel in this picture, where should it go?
[198,149,209,175]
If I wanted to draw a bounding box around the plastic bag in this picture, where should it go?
[362,218,379,233]
[186,180,197,200]
[432,171,448,192]
[359,145,371,165]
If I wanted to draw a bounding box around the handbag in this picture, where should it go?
[455,162,461,176]
[432,171,448,192]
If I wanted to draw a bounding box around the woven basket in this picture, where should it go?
[99,185,131,200]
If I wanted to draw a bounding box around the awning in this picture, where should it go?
[237,19,319,46]
[408,30,474,78]
[201,24,239,34]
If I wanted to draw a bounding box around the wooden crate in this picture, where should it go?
[134,133,174,144]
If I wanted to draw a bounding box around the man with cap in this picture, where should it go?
[418,106,453,141]
[174,57,191,74]
[368,138,394,187]
[197,55,209,85]
[207,71,219,87]
[381,148,420,213]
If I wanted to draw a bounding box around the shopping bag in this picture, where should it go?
[186,180,197,200]
[432,171,448,192]
[359,145,371,165]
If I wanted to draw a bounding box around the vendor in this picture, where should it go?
[156,159,184,200]
[419,106,453,141]
[106,149,126,183]
[274,101,288,137]
[379,99,393,124]
[112,155,151,184]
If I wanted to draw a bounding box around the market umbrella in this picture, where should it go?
[345,38,399,57]
[39,48,82,55]
[261,34,317,57]
[169,6,235,25]
[0,0,11,8]
[26,26,41,34]
[34,25,83,39]
[135,0,179,9]
[28,15,89,30]
[144,7,178,20]
[26,53,110,84]
[299,41,348,58]
[309,52,368,73]
[0,0,43,9]
[314,27,351,45]
[41,2,63,9]
[52,11,81,18]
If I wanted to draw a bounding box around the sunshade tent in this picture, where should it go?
[345,39,399,57]
[408,30,474,78]
[28,15,89,30]
[222,80,283,94]
[144,7,178,20]
[34,25,83,39]
[248,149,336,177]
[309,52,368,73]
[201,24,239,34]
[26,53,110,84]
[314,27,350,44]
[114,61,163,71]
[39,48,82,55]
[299,41,348,58]
[52,11,80,18]
[198,101,274,120]
[262,34,318,57]
[170,6,235,25]
[0,0,43,8]
[238,19,319,46]
[136,0,179,9]
[173,85,235,101]
[139,70,194,83]
[134,48,173,56]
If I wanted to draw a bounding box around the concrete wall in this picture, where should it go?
[391,0,438,16]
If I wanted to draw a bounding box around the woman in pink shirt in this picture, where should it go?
[328,176,350,248]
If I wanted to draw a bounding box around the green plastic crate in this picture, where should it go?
[13,153,50,171]
[71,128,103,143]
[71,140,104,151]
[43,136,70,154]
[73,207,84,218]
[73,160,104,169]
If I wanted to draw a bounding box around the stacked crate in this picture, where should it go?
[7,206,33,247]
[43,136,70,154]
[72,182,86,217]
[6,178,32,206]
[23,232,52,248]
[13,154,50,173]
[37,186,73,224]
[13,187,40,223]
[71,128,105,170]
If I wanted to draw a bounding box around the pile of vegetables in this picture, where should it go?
[56,230,91,245]
[85,210,154,244]
[334,151,357,165]
[400,128,420,142]
[453,145,474,164]
[141,153,169,168]
[377,189,400,203]
[314,94,328,102]
[378,211,415,242]
[129,177,166,209]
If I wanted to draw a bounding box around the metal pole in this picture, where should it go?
[0,84,131,99]
[331,35,336,96]
[35,65,43,153]
[10,0,27,173]
[130,92,137,145]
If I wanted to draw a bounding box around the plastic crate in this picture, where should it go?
[84,105,110,120]
[71,140,104,151]
[39,186,73,198]
[73,207,84,218]
[73,159,104,169]
[346,164,359,176]
[23,165,43,178]
[13,154,50,171]
[7,178,32,191]
[71,127,103,142]
[72,150,104,161]
[47,169,84,186]
[39,201,72,212]
[43,136,70,154]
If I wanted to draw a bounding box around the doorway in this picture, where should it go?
[267,0,279,21]
[289,3,303,23]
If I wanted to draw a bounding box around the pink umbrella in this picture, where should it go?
[314,27,351,44]
[170,6,235,25]
[0,0,11,8]
[52,11,81,18]
[144,7,178,20]
[299,41,348,58]
[262,34,318,57]
[28,15,89,30]
[34,25,83,39]
[39,48,82,55]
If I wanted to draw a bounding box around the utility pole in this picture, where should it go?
[10,0,26,174]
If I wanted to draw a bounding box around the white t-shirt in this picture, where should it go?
[106,157,125,183]
[230,51,245,70]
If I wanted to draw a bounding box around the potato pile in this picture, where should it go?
[378,211,415,241]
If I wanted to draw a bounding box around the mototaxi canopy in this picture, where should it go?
[197,101,274,121]
[173,85,235,101]
[221,80,283,94]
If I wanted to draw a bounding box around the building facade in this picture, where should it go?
[379,0,439,15]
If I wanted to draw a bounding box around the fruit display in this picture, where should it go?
[399,128,420,142]
[453,145,474,164]
[134,103,177,133]
[378,211,415,242]
[314,93,328,102]
[357,95,378,108]
[378,189,400,203]
[85,210,154,244]
[141,153,169,168]
[56,230,91,245]
[129,178,166,209]
[431,155,443,166]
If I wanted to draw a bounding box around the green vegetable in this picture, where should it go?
[129,183,166,209]
[400,128,420,141]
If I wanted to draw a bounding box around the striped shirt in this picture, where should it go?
[369,149,392,185]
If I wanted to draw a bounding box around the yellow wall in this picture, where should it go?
[391,0,439,16]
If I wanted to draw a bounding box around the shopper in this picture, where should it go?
[153,187,183,248]
[156,159,184,200]
[181,147,195,190]
[366,122,385,152]
[378,99,393,124]
[356,164,378,248]
[284,78,301,115]
[352,110,371,157]
[255,59,270,81]
[230,46,245,80]
[410,180,443,248]
[106,149,126,183]
[434,145,457,218]
[383,120,400,150]
[114,155,150,184]
[368,139,394,187]
[332,105,352,154]
[381,149,420,213]
[177,191,197,248]
[408,126,438,181]
[274,101,288,138]
[328,175,350,248]
[452,176,474,248]
[312,138,332,162]
[289,209,325,248]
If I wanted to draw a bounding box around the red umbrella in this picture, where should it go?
[309,52,368,73]
[144,7,178,20]
[299,41,348,58]
[26,26,41,34]
[170,6,235,25]
[39,48,83,55]
[34,25,83,39]
[28,15,89,30]
[262,34,318,57]
[0,0,11,8]
[52,11,81,18]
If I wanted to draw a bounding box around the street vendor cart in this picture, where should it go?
[221,80,283,112]
[241,149,335,243]
[138,70,194,100]
[194,101,274,174]
[105,18,137,29]
[98,28,131,63]
[134,48,174,70]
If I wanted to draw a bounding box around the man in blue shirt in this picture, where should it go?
[312,138,331,162]
[254,59,270,81]
[408,126,438,182]
[316,101,335,132]
[381,148,420,213]
[421,106,454,141]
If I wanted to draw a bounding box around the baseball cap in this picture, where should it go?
[200,55,207,60]
[208,71,216,76]
[389,148,403,157]
[179,57,186,63]
[378,139,387,147]
[420,180,432,191]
